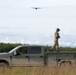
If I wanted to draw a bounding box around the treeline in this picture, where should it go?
[44,46,76,51]
[0,43,22,52]
[0,43,76,52]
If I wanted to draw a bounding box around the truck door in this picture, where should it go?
[12,47,29,66]
[29,47,44,66]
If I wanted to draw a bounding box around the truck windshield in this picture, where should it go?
[9,46,21,53]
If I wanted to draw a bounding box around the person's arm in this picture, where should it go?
[57,33,60,38]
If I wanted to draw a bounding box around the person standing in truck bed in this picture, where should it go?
[50,28,60,51]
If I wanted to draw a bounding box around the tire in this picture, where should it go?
[0,62,9,68]
[59,61,71,67]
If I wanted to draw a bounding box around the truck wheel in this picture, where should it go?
[59,61,71,67]
[0,62,9,68]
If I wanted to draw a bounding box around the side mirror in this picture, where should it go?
[13,51,20,56]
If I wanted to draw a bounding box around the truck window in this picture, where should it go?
[17,47,28,54]
[29,47,41,54]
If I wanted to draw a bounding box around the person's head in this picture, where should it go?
[56,28,60,32]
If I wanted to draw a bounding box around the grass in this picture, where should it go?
[0,65,76,75]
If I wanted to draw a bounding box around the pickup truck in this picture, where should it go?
[0,45,76,67]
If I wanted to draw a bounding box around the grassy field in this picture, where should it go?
[0,65,76,75]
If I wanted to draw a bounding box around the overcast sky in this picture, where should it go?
[0,0,76,47]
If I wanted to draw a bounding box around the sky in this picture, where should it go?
[0,0,76,47]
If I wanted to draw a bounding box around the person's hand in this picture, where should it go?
[58,36,60,38]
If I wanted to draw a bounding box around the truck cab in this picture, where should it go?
[0,45,45,67]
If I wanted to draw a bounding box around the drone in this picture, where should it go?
[31,6,51,10]
[31,7,42,10]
